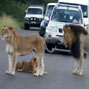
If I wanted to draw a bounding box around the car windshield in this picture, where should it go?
[27,8,43,15]
[60,2,88,18]
[51,8,82,24]
[45,5,54,17]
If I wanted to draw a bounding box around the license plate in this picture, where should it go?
[31,21,36,24]
[59,36,64,43]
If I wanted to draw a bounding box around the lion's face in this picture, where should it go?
[63,25,74,48]
[29,57,37,73]
[16,61,23,69]
[1,26,13,40]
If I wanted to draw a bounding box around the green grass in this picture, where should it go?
[0,14,20,32]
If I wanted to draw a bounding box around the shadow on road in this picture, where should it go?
[24,27,40,31]
[48,49,72,56]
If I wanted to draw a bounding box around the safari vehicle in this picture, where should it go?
[24,5,44,30]
[39,3,57,36]
[45,4,83,53]
[58,0,88,30]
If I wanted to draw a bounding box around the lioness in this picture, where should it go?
[63,24,88,75]
[1,26,46,76]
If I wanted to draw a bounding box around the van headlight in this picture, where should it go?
[47,26,57,32]
[25,18,29,21]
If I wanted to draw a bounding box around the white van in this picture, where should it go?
[58,0,88,29]
[45,4,83,53]
[24,5,44,30]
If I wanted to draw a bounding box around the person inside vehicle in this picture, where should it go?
[52,12,60,21]
[72,16,79,24]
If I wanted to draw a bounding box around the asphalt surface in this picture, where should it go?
[0,29,89,89]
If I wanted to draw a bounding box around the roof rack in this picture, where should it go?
[57,3,81,9]
[28,4,44,8]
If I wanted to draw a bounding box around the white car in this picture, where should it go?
[24,5,44,30]
[45,4,84,53]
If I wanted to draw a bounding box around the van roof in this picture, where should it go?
[56,4,81,11]
[58,0,88,5]
[28,5,44,9]
[47,3,57,6]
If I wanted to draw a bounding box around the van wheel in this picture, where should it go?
[45,43,55,53]
[24,23,29,30]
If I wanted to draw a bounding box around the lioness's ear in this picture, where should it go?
[8,26,13,30]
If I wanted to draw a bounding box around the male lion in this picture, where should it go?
[1,26,46,76]
[63,24,88,75]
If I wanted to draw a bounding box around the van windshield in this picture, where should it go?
[27,8,43,15]
[45,5,55,17]
[60,2,88,18]
[51,8,82,24]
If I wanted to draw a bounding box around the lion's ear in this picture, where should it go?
[8,26,13,30]
[64,25,69,32]
[67,27,72,33]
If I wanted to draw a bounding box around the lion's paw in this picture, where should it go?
[78,72,83,76]
[33,73,40,77]
[5,70,15,75]
[72,71,79,75]
[5,70,10,74]
[72,71,82,76]
[44,72,48,75]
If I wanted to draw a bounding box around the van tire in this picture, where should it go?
[24,23,29,30]
[45,43,55,53]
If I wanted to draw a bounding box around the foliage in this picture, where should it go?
[0,0,58,28]
[0,14,20,32]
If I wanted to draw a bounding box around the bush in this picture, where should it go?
[0,0,58,28]
[0,14,20,32]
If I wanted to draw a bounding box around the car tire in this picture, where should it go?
[24,23,29,30]
[39,27,45,37]
[45,43,55,53]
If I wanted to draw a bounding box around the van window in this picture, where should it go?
[45,5,55,17]
[27,8,43,15]
[81,5,88,17]
[60,2,88,18]
[51,8,82,24]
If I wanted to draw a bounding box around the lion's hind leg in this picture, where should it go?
[72,42,84,76]
[78,42,84,75]
[33,52,42,77]
[39,54,45,76]
[78,56,84,75]
[72,59,80,75]
[33,52,46,77]
[72,55,84,76]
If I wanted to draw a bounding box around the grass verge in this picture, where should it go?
[0,14,20,32]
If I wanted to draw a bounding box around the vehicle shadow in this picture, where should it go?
[24,27,40,31]
[51,49,72,56]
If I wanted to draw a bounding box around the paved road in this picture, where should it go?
[0,29,89,89]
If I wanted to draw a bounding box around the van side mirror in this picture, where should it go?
[44,16,49,21]
[24,10,27,15]
[83,12,87,17]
